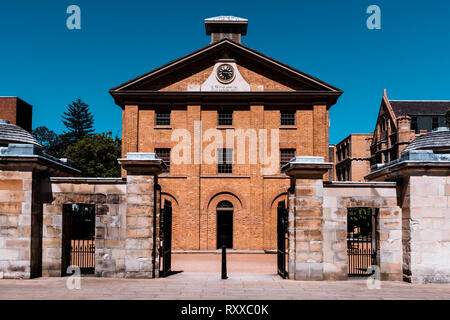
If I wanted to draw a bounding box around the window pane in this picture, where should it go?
[156,111,171,126]
[281,111,296,126]
[432,117,439,130]
[155,148,170,172]
[280,149,296,168]
[218,111,233,126]
[218,148,233,173]
[411,117,418,134]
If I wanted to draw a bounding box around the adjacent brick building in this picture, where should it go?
[334,133,372,182]
[0,97,33,132]
[333,89,449,181]
[110,16,343,250]
[370,89,449,167]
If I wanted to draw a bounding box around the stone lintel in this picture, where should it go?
[118,152,166,176]
[282,156,332,179]
[0,156,78,177]
[366,161,450,181]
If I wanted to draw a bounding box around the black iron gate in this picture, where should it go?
[160,200,172,277]
[62,204,95,275]
[347,207,377,277]
[277,200,288,278]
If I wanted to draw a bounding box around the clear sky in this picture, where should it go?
[1,0,449,144]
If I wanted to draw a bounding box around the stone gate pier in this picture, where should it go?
[367,148,450,283]
[283,149,450,283]
[282,156,403,281]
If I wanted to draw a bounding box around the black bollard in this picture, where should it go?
[221,245,228,279]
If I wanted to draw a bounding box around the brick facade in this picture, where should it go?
[335,133,372,182]
[112,44,342,251]
[0,97,33,132]
[370,90,448,167]
[135,98,330,251]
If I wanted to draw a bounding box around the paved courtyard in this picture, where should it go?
[1,253,449,300]
[1,272,450,300]
[172,252,277,273]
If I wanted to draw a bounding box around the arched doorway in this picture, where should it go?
[216,200,233,249]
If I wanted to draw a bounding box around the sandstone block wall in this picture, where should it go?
[288,178,325,280]
[42,181,127,277]
[402,176,450,283]
[0,169,35,279]
[124,174,159,278]
[323,184,402,280]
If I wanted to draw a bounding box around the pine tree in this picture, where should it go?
[62,99,95,145]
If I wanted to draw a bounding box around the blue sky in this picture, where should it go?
[0,0,449,144]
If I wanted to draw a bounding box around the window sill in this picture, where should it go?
[280,125,297,130]
[154,125,172,129]
[217,126,234,130]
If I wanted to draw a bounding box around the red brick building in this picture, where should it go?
[332,89,449,181]
[334,133,372,182]
[0,97,33,132]
[370,89,449,167]
[110,16,343,251]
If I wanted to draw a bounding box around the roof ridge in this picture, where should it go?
[110,38,343,93]
[389,100,450,102]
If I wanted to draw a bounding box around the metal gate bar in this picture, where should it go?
[347,208,376,277]
[71,239,95,273]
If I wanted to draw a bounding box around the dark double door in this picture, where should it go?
[277,201,288,278]
[160,200,172,277]
[217,209,233,249]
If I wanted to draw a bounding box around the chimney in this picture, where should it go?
[204,16,248,44]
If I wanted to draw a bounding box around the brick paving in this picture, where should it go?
[1,272,450,300]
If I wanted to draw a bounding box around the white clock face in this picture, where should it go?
[216,64,235,83]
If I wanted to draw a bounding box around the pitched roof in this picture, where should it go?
[110,38,342,93]
[389,101,450,117]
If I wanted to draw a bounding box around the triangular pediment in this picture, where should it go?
[110,39,342,93]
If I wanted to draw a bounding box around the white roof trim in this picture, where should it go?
[205,16,248,22]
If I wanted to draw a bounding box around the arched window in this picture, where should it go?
[217,200,233,209]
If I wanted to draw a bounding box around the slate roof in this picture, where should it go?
[405,127,450,151]
[389,101,450,117]
[0,120,41,146]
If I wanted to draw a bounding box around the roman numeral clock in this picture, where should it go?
[216,63,235,83]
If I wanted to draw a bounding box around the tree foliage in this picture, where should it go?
[347,207,373,237]
[32,126,67,158]
[32,99,122,177]
[64,132,121,177]
[62,99,95,145]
